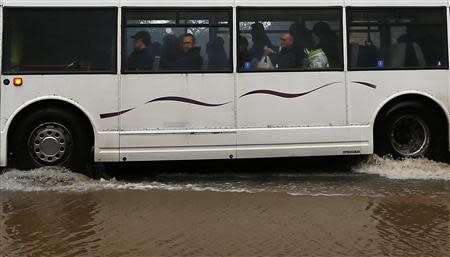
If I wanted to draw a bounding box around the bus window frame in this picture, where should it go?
[346,6,450,72]
[1,6,119,76]
[236,6,345,74]
[121,7,234,75]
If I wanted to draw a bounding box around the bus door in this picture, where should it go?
[118,8,236,161]
[235,7,349,158]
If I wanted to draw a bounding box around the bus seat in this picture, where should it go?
[358,44,378,68]
[388,43,406,68]
[412,43,426,67]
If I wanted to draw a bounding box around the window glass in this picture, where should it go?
[123,9,232,73]
[2,8,117,74]
[238,8,343,72]
[348,8,448,70]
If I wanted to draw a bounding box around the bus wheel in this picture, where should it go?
[375,102,443,160]
[10,108,92,172]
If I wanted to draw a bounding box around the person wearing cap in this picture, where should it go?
[127,31,154,71]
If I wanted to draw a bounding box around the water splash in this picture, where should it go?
[0,167,93,192]
[0,168,261,193]
[1,156,448,194]
[354,155,450,181]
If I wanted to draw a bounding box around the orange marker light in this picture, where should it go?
[13,78,23,86]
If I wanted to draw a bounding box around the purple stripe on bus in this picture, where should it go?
[100,97,230,119]
[352,81,377,89]
[240,82,341,99]
[146,96,230,107]
[100,108,135,119]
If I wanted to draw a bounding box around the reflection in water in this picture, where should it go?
[1,157,449,256]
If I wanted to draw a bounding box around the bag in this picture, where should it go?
[305,48,329,69]
[257,55,275,70]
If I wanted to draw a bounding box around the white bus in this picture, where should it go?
[0,0,449,173]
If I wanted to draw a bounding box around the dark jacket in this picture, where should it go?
[270,47,298,69]
[174,47,203,70]
[127,47,154,71]
[207,37,229,70]
[160,34,180,70]
[250,34,274,60]
[315,33,340,68]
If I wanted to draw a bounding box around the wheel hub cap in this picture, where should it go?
[390,115,430,157]
[28,123,72,165]
[37,137,60,156]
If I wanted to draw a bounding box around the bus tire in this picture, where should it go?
[374,102,445,160]
[10,107,92,172]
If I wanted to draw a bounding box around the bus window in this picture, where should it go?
[237,8,343,72]
[122,9,232,73]
[347,8,448,70]
[2,8,117,74]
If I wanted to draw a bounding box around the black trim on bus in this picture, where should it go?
[1,7,119,76]
[346,6,450,72]
[235,6,345,73]
[120,7,234,75]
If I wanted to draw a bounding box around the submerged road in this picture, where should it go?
[1,156,449,257]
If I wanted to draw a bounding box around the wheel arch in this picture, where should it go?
[370,91,450,150]
[5,96,97,157]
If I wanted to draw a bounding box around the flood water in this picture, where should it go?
[1,156,449,257]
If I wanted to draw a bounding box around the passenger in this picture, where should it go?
[289,20,314,66]
[206,37,229,70]
[173,33,203,70]
[312,22,340,67]
[263,32,298,69]
[127,31,155,71]
[249,22,274,60]
[160,34,180,70]
[238,36,253,70]
[289,20,314,51]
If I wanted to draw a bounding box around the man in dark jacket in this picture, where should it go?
[264,32,298,69]
[174,33,203,70]
[127,31,154,71]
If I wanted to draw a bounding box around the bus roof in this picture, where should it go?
[1,0,448,7]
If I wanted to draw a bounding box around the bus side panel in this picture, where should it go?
[119,74,236,162]
[235,71,366,158]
